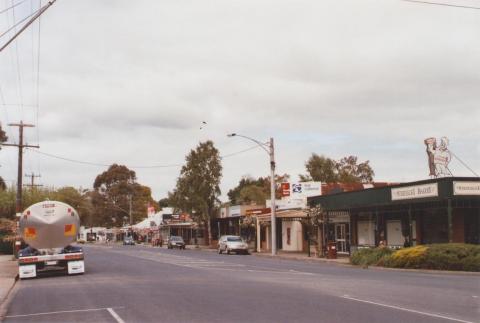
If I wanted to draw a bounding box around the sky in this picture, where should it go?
[0,0,479,203]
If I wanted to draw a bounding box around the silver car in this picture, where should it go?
[218,235,249,255]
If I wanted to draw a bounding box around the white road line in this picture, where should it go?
[5,306,124,318]
[342,296,475,323]
[107,307,126,323]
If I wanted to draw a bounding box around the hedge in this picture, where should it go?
[351,243,480,272]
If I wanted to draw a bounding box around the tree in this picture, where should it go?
[300,154,337,183]
[227,174,290,205]
[158,197,171,208]
[0,124,8,191]
[93,164,157,227]
[169,141,222,244]
[300,153,374,183]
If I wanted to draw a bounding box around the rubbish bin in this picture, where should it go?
[327,241,337,259]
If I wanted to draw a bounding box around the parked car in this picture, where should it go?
[123,236,135,246]
[167,236,186,249]
[218,235,249,255]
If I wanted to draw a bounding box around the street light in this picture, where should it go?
[227,133,277,256]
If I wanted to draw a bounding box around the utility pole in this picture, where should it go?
[24,172,42,191]
[3,121,39,214]
[269,137,276,256]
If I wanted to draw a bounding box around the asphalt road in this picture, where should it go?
[3,244,479,323]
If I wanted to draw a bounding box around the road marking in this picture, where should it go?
[107,307,126,323]
[342,296,475,323]
[5,306,124,318]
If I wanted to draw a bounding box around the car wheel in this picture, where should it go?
[226,248,230,255]
[218,248,222,254]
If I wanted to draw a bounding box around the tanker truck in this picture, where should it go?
[17,201,85,279]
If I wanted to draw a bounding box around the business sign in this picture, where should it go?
[391,183,438,201]
[289,182,322,198]
[281,183,290,197]
[266,198,306,210]
[424,137,452,177]
[453,181,480,196]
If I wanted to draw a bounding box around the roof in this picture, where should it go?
[308,177,480,211]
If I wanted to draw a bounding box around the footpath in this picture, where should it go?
[0,254,18,317]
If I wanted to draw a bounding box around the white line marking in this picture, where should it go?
[6,307,124,318]
[107,307,126,323]
[342,296,475,323]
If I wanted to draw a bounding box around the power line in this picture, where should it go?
[0,7,37,39]
[26,144,263,169]
[401,0,480,10]
[0,0,27,15]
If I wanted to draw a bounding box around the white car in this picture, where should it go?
[218,235,249,255]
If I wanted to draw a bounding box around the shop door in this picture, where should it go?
[335,224,347,253]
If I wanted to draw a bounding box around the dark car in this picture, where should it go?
[123,236,135,246]
[167,236,185,249]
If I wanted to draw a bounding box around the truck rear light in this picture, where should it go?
[65,254,83,260]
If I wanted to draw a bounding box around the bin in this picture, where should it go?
[327,241,337,259]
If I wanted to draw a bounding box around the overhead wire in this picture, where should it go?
[0,6,37,39]
[0,0,27,15]
[11,0,25,121]
[401,0,480,10]
[26,144,263,169]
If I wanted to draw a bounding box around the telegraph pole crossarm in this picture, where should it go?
[2,121,39,214]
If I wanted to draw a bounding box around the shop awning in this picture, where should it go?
[256,209,307,222]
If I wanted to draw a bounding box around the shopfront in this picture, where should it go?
[309,177,480,253]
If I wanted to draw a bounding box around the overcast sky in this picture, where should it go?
[0,0,479,203]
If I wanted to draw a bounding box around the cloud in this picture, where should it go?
[0,0,478,202]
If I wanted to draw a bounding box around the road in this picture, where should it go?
[3,244,479,323]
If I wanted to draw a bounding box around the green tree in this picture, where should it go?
[169,141,222,244]
[300,153,374,183]
[227,174,290,205]
[93,164,157,227]
[0,124,8,191]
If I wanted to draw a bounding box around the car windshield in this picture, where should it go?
[227,237,242,242]
[171,237,183,241]
[125,237,132,241]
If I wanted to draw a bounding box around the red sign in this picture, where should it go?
[281,182,290,197]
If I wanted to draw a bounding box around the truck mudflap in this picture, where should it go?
[19,264,37,279]
[67,260,85,275]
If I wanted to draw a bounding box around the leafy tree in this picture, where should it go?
[158,197,171,208]
[169,141,222,244]
[93,164,157,227]
[227,174,290,205]
[300,153,374,183]
[0,124,8,191]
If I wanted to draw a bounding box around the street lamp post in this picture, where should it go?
[227,133,277,256]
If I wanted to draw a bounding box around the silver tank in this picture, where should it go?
[19,201,80,250]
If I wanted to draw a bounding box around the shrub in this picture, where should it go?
[385,244,480,272]
[350,247,394,267]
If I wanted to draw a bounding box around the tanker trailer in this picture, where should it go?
[17,201,85,279]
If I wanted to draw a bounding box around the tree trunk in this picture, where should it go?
[207,217,212,247]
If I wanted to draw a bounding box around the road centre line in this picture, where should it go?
[342,296,475,323]
[107,307,126,323]
[5,306,125,318]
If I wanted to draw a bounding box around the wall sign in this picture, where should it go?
[453,181,480,196]
[391,183,438,201]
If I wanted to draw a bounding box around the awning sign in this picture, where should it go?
[453,182,480,196]
[391,183,438,201]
